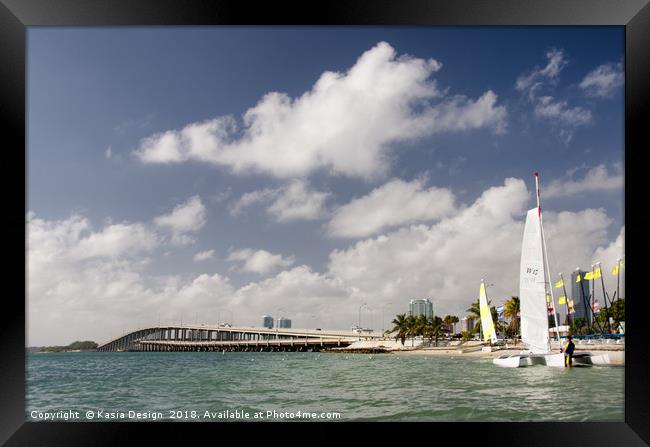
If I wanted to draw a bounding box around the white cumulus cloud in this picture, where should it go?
[154,195,206,245]
[516,49,593,143]
[543,164,623,198]
[579,62,624,98]
[590,227,625,299]
[227,248,295,274]
[534,96,592,127]
[266,180,330,222]
[327,178,616,319]
[134,41,507,179]
[327,177,457,238]
[516,48,567,93]
[193,249,215,262]
[26,175,625,346]
[231,180,330,222]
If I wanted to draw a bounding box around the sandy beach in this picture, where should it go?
[339,339,625,360]
[388,345,625,360]
[391,347,518,358]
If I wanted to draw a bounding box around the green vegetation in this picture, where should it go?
[503,296,520,344]
[462,296,519,344]
[595,298,625,332]
[568,298,625,335]
[386,314,409,345]
[384,293,625,348]
[465,298,500,337]
[29,340,98,353]
[443,315,459,334]
[569,317,590,335]
[386,313,455,346]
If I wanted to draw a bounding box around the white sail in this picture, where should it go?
[519,208,551,353]
[479,281,497,344]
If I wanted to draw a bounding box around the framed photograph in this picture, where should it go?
[2,0,648,444]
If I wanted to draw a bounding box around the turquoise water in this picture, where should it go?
[26,352,624,422]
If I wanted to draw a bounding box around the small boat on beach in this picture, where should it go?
[493,173,621,368]
[479,279,498,346]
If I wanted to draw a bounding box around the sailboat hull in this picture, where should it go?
[493,353,561,368]
[543,352,566,368]
[581,351,624,366]
[493,351,622,368]
[492,353,548,367]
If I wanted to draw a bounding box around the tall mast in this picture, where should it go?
[534,172,560,343]
[558,272,571,326]
[479,279,484,341]
[593,261,612,333]
[615,258,621,302]
[577,267,602,333]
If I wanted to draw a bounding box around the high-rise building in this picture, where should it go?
[460,317,475,333]
[408,299,433,319]
[277,317,292,328]
[571,270,592,323]
[262,315,274,329]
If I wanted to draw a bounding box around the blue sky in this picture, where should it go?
[27,27,624,345]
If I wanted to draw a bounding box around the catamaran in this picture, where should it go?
[478,280,498,351]
[494,173,598,368]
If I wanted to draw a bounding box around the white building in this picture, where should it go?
[408,298,433,319]
[262,315,274,329]
[277,317,291,328]
[460,317,475,333]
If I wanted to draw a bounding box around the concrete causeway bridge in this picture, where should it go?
[97,324,383,352]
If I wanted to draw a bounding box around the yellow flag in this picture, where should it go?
[593,267,602,279]
[558,296,566,305]
[584,272,594,280]
[546,294,550,303]
[612,265,619,275]
[576,274,582,282]
[554,279,564,288]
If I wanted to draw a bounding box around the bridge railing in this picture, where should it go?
[98,324,381,349]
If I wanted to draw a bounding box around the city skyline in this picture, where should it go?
[27,28,624,345]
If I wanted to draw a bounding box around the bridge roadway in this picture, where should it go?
[97,324,383,352]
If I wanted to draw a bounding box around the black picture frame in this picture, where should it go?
[1,0,648,444]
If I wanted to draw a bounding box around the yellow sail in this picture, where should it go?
[479,281,497,344]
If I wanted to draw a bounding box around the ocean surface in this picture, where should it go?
[26,351,624,422]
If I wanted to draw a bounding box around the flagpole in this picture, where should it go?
[591,266,596,331]
[482,279,486,344]
[594,261,612,333]
[559,272,571,326]
[479,280,483,342]
[615,258,621,303]
[534,172,560,343]
[589,263,608,334]
[577,267,602,333]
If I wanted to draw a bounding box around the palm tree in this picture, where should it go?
[467,298,482,336]
[406,314,419,346]
[451,315,459,334]
[387,314,409,345]
[443,315,459,335]
[424,315,445,346]
[503,296,520,345]
[467,299,499,341]
[414,314,427,336]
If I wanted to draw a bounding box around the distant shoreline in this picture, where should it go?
[27,341,98,353]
